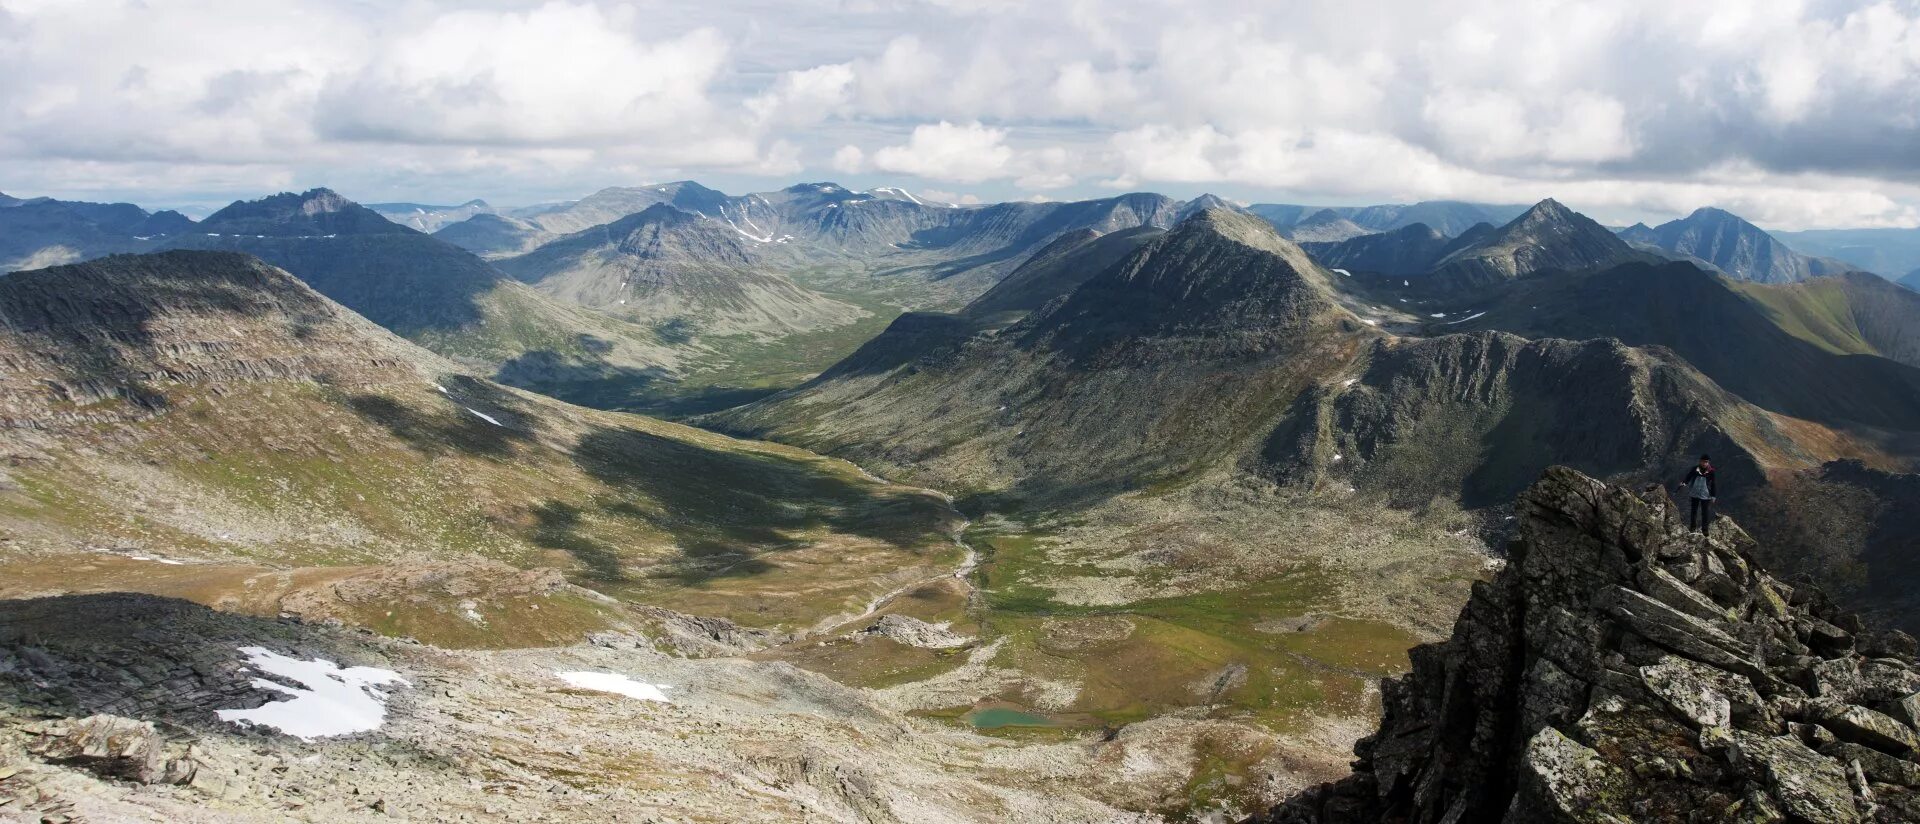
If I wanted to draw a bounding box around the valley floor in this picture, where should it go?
[0,458,1491,822]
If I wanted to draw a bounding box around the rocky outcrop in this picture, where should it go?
[1257,466,1920,823]
[25,715,201,786]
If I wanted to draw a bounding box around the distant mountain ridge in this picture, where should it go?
[1774,225,1920,279]
[1250,200,1530,236]
[709,208,1834,513]
[0,193,196,272]
[155,188,681,408]
[1619,206,1855,283]
[1425,198,1650,291]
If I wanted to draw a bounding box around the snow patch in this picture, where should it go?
[1333,268,1352,277]
[216,647,407,741]
[464,408,503,427]
[1442,311,1489,325]
[556,671,672,703]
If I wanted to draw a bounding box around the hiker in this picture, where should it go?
[1677,454,1717,534]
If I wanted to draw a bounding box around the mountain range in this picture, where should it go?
[3,178,1920,822]
[151,189,682,408]
[0,191,194,271]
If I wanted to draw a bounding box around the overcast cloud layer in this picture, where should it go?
[2,0,1918,227]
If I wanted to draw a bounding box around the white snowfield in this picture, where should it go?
[217,647,408,741]
[555,671,673,703]
[464,407,503,427]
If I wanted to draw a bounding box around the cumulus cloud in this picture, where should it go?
[1,0,1918,227]
[871,121,1013,182]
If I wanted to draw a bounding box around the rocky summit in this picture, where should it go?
[1259,466,1920,823]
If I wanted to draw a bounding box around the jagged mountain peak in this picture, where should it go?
[200,188,409,237]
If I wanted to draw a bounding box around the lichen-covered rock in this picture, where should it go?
[1255,467,1920,823]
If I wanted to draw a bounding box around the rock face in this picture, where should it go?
[1257,466,1920,823]
[1265,333,1811,508]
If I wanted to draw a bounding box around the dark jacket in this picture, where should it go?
[1682,466,1717,500]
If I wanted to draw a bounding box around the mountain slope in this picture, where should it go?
[494,203,863,338]
[0,251,958,638]
[0,194,194,271]
[1263,467,1920,823]
[710,209,1365,497]
[715,210,1830,511]
[156,189,682,407]
[1428,199,1650,292]
[962,225,1164,319]
[1438,262,1920,433]
[432,213,549,258]
[1262,332,1812,508]
[1300,223,1451,276]
[1630,207,1855,283]
[1283,208,1375,243]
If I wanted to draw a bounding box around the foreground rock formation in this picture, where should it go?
[1260,466,1920,823]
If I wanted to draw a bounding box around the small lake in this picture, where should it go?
[966,706,1053,729]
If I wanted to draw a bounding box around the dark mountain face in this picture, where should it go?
[1301,223,1451,276]
[1263,467,1920,823]
[165,191,496,333]
[964,226,1164,319]
[1439,262,1920,433]
[1633,207,1853,283]
[0,195,197,272]
[197,189,409,237]
[1427,199,1649,292]
[1263,332,1799,508]
[0,251,428,426]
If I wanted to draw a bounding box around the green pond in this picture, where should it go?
[967,707,1053,729]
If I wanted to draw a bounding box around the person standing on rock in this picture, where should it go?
[1678,454,1717,534]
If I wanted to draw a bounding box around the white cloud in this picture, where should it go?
[1,0,1918,228]
[871,121,1013,183]
[832,144,866,174]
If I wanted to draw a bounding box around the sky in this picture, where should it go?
[2,0,1919,228]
